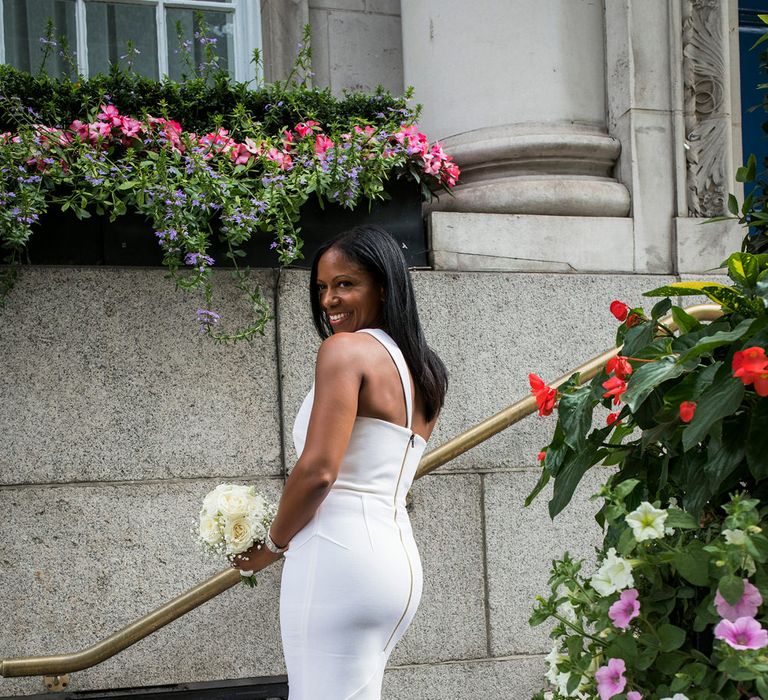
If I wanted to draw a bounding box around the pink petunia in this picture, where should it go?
[230,142,253,165]
[714,616,768,650]
[714,579,763,621]
[608,588,640,629]
[595,657,626,700]
[627,693,642,700]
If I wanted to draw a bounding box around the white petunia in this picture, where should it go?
[660,695,689,700]
[590,547,634,596]
[625,501,668,542]
[723,528,747,546]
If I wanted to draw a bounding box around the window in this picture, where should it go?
[0,0,261,82]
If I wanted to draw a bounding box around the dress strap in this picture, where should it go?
[356,328,413,430]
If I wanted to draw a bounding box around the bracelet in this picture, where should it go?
[265,529,289,555]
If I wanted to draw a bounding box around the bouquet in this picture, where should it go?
[195,483,277,587]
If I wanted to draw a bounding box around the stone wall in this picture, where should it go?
[0,265,696,698]
[308,0,403,96]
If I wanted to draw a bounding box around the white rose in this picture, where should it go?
[216,486,252,518]
[625,501,668,542]
[590,547,634,596]
[224,515,255,555]
[202,483,235,513]
[198,512,222,545]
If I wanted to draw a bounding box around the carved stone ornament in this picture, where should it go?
[682,0,730,217]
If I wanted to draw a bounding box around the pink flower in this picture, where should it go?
[230,142,253,165]
[715,579,763,621]
[353,124,376,138]
[627,693,642,700]
[97,104,121,126]
[314,134,334,157]
[244,136,263,155]
[595,657,627,700]
[714,616,768,650]
[608,588,640,629]
[118,116,143,138]
[267,148,293,170]
[294,120,318,138]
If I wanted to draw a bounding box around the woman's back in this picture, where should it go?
[281,328,427,699]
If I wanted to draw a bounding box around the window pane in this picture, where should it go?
[166,8,234,81]
[3,0,77,79]
[86,2,159,79]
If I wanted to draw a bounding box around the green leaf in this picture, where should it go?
[548,428,610,519]
[726,252,761,288]
[727,193,739,215]
[558,385,594,452]
[665,507,699,530]
[745,533,768,563]
[651,297,672,320]
[623,357,686,412]
[643,281,752,313]
[657,624,686,652]
[674,544,710,586]
[524,468,550,508]
[718,574,744,606]
[747,398,768,480]
[671,306,702,334]
[682,377,745,451]
[676,319,753,363]
[617,526,637,556]
[605,633,637,663]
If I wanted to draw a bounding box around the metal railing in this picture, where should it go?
[0,304,724,684]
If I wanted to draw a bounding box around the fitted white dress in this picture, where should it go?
[280,328,427,700]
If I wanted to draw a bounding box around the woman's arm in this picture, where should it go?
[233,333,365,572]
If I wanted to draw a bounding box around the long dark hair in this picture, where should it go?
[309,225,448,422]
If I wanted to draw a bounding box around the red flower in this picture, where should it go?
[529,373,558,416]
[679,401,697,423]
[606,412,622,426]
[606,356,633,380]
[610,300,629,321]
[537,450,546,462]
[626,313,641,328]
[733,347,768,397]
[602,376,627,405]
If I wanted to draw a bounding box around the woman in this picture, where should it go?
[233,225,448,699]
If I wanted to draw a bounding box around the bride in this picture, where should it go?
[233,224,448,699]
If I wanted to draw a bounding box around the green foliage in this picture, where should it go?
[527,252,768,698]
[0,24,459,342]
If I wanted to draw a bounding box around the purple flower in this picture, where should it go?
[714,617,768,650]
[184,252,215,271]
[595,658,626,700]
[715,580,763,621]
[608,588,640,629]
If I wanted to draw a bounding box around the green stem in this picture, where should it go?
[550,613,607,646]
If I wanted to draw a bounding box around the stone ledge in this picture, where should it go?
[429,211,635,272]
[674,217,742,273]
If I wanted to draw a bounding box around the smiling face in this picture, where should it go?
[316,246,384,333]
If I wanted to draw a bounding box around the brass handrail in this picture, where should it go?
[0,303,723,680]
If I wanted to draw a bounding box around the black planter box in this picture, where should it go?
[22,179,426,269]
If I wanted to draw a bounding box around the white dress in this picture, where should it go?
[280,328,427,700]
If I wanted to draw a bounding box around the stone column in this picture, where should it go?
[401,0,632,273]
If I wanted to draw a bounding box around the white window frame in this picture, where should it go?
[0,0,261,82]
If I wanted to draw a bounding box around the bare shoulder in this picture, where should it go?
[315,332,376,374]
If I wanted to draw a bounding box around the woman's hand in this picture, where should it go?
[230,541,284,573]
